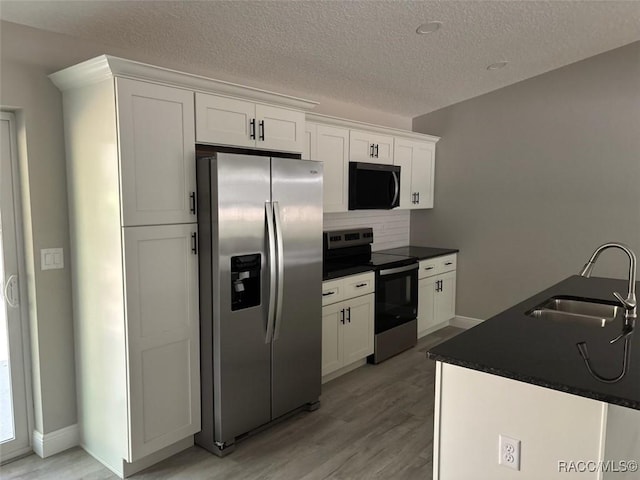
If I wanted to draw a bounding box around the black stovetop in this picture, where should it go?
[323,251,417,281]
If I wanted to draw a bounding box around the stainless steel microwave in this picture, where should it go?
[348,162,400,210]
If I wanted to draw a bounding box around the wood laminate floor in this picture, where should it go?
[1,326,463,480]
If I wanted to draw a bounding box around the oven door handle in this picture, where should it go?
[378,263,418,276]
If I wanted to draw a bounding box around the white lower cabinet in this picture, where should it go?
[123,224,200,460]
[417,255,457,337]
[322,272,374,380]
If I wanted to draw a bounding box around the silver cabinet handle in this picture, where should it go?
[273,201,285,341]
[265,202,277,343]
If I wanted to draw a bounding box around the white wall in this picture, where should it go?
[412,41,640,321]
[0,20,412,435]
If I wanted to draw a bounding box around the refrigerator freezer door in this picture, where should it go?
[270,158,323,418]
[198,154,273,447]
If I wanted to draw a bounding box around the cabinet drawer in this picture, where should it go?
[323,271,375,306]
[322,278,344,306]
[342,272,375,298]
[419,254,457,278]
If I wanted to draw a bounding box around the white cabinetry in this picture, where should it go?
[304,122,350,212]
[418,254,457,337]
[305,114,439,213]
[195,92,305,153]
[117,78,197,226]
[321,272,374,381]
[394,137,435,209]
[349,129,394,164]
[52,73,200,477]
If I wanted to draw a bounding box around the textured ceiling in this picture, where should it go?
[1,1,639,117]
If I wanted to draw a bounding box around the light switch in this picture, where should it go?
[41,248,64,270]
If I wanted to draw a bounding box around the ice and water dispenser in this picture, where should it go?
[231,254,261,311]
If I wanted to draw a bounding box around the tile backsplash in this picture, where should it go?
[323,210,409,251]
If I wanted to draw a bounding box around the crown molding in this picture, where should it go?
[49,55,319,111]
[306,112,440,143]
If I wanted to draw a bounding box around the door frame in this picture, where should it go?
[0,110,34,462]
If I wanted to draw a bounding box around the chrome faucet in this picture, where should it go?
[579,242,637,325]
[576,242,637,383]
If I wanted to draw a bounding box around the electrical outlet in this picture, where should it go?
[499,435,521,470]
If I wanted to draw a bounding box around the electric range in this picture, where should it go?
[323,227,419,363]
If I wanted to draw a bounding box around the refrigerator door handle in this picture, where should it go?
[265,202,277,343]
[273,201,285,341]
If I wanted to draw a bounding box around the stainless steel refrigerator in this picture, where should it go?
[195,152,323,456]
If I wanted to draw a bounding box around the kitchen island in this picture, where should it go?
[428,275,640,480]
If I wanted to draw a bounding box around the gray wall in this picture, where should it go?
[412,41,640,320]
[0,20,411,435]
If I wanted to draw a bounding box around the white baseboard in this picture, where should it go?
[32,424,79,458]
[449,315,483,329]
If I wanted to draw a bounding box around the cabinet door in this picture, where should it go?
[322,302,344,376]
[394,138,416,209]
[117,78,196,226]
[256,104,305,153]
[349,129,394,165]
[343,294,374,365]
[123,224,200,460]
[195,92,255,148]
[303,122,316,161]
[412,141,435,209]
[394,138,435,210]
[317,125,349,212]
[435,271,456,324]
[418,277,437,337]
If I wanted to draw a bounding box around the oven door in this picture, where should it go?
[375,263,418,334]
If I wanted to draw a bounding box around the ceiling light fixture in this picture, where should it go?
[416,21,442,34]
[487,61,508,70]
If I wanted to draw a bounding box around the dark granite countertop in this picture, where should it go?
[323,265,374,281]
[378,245,459,260]
[428,275,640,410]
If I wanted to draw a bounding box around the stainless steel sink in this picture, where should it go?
[527,297,621,327]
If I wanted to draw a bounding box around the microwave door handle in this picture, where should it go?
[265,202,277,343]
[391,170,400,207]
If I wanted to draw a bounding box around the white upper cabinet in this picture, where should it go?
[305,122,350,213]
[349,129,394,165]
[394,137,435,209]
[195,93,305,153]
[116,78,196,226]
